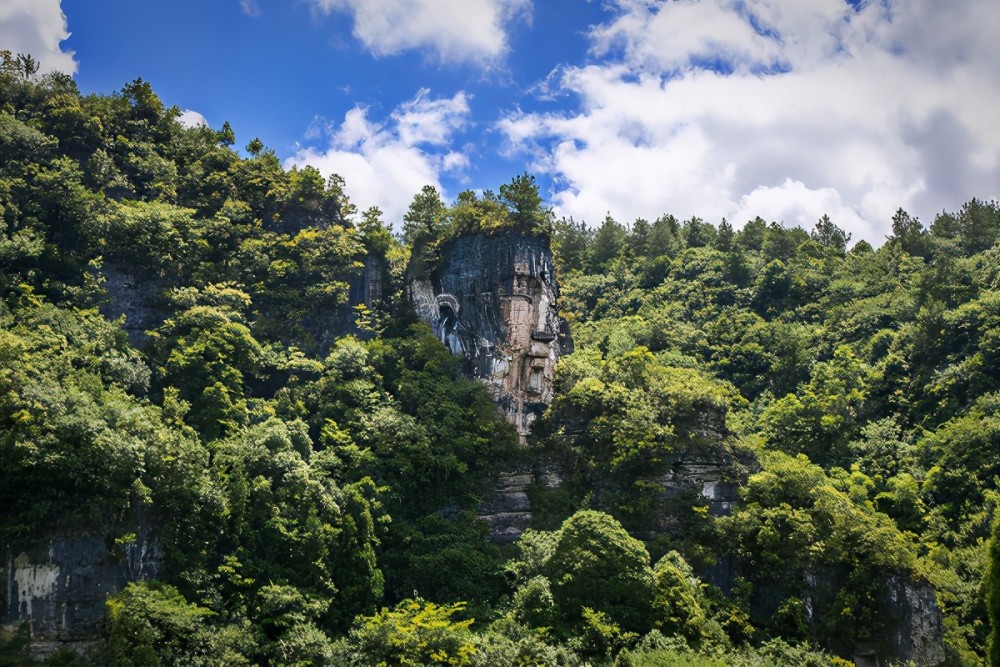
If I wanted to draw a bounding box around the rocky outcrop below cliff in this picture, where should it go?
[881,575,946,666]
[1,530,160,657]
[478,464,564,543]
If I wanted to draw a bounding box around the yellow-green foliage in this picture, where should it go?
[546,345,740,464]
[346,599,477,666]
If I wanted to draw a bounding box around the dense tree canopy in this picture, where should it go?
[2,62,999,666]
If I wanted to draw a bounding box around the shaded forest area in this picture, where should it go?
[2,57,1000,665]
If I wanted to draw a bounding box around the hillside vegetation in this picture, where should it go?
[2,60,1000,665]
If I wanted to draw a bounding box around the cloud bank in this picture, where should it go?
[285,89,471,224]
[0,0,76,75]
[501,0,1000,240]
[309,0,530,64]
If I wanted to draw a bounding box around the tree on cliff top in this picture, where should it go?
[404,174,553,278]
[402,184,447,248]
[500,173,552,233]
[405,174,552,250]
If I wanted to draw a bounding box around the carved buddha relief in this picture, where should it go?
[409,232,569,443]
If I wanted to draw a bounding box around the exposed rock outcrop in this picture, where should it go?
[477,469,534,544]
[100,264,169,347]
[348,254,384,313]
[1,530,160,656]
[478,464,564,543]
[409,231,570,442]
[657,403,750,523]
[408,231,570,542]
[99,252,384,352]
[660,459,743,519]
[881,575,946,667]
[803,571,945,667]
[313,252,384,347]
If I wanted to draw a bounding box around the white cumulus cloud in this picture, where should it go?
[177,109,208,128]
[501,0,1000,243]
[0,0,76,75]
[308,0,530,64]
[285,89,471,225]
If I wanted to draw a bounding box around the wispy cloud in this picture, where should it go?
[286,90,472,224]
[306,0,531,64]
[501,0,1000,241]
[239,0,261,18]
[0,0,76,75]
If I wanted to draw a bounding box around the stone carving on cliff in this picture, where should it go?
[410,231,570,442]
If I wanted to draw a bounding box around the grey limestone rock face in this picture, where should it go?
[1,530,160,651]
[881,575,946,666]
[477,463,564,543]
[409,231,570,443]
[661,460,742,518]
[409,231,569,543]
[312,253,384,348]
[477,469,535,544]
[100,264,169,347]
[747,569,945,666]
[100,252,383,353]
[656,403,749,521]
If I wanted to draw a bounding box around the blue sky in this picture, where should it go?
[3,0,999,242]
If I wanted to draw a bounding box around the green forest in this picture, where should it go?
[3,58,1000,666]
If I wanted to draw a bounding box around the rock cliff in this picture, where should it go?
[881,575,946,666]
[409,231,570,443]
[100,264,169,347]
[409,231,571,543]
[1,529,160,657]
[99,252,383,352]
